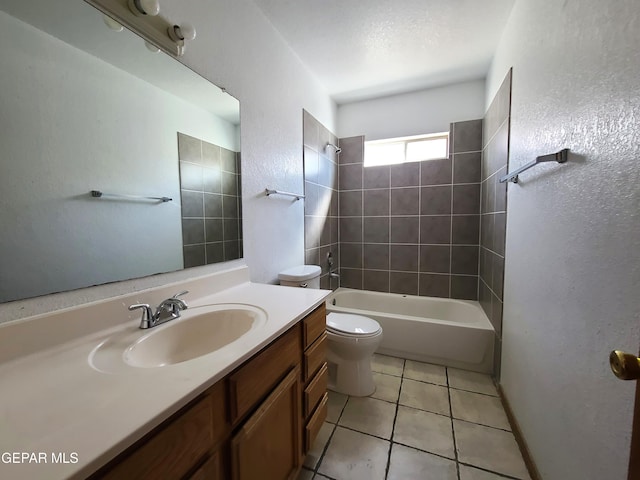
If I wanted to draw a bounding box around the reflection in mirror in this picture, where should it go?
[0,0,241,303]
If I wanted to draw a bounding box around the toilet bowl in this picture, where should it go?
[278,265,383,397]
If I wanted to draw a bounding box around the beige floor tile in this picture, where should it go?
[387,443,457,480]
[454,420,530,479]
[370,372,401,403]
[296,467,314,480]
[448,368,498,396]
[393,405,455,459]
[326,390,348,423]
[318,426,389,480]
[304,422,335,469]
[338,396,396,439]
[459,464,513,480]
[404,360,447,386]
[450,389,511,430]
[399,378,450,415]
[372,353,404,376]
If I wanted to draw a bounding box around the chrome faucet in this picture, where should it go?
[129,291,189,329]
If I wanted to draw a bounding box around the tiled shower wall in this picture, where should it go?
[178,133,242,267]
[303,110,340,289]
[338,120,483,300]
[480,70,511,379]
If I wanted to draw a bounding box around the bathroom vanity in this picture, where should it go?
[0,266,329,480]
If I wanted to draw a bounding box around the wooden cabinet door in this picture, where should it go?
[231,367,302,480]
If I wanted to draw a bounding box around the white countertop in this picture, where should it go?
[0,267,329,480]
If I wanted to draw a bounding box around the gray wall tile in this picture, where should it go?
[420,216,451,244]
[364,166,390,188]
[453,152,481,184]
[391,162,421,187]
[453,119,483,153]
[364,217,390,243]
[202,142,220,169]
[339,163,363,190]
[420,245,451,274]
[391,188,420,215]
[339,191,363,217]
[390,272,419,295]
[453,184,481,214]
[420,186,452,215]
[390,244,419,271]
[420,158,452,185]
[419,274,450,298]
[364,189,390,216]
[451,275,478,300]
[363,270,389,292]
[364,244,390,270]
[391,216,419,244]
[338,136,364,164]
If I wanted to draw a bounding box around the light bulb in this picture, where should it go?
[168,23,196,42]
[102,15,123,32]
[179,23,196,41]
[128,0,160,17]
[144,41,160,53]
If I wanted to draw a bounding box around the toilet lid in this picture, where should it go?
[326,313,381,336]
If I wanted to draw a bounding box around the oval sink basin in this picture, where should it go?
[125,305,266,367]
[89,304,267,373]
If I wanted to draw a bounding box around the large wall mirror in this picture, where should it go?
[0,0,242,303]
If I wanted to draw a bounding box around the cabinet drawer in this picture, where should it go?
[189,451,224,480]
[303,304,326,349]
[209,379,230,446]
[304,393,328,453]
[304,333,327,382]
[304,363,328,419]
[229,324,302,423]
[99,395,213,480]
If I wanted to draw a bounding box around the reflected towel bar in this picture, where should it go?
[265,188,305,201]
[90,190,172,202]
[500,148,569,184]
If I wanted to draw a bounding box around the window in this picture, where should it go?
[364,132,449,167]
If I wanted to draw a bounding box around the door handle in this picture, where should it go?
[609,350,640,380]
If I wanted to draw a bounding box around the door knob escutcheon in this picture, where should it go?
[610,350,640,380]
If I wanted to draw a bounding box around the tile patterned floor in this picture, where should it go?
[298,354,530,480]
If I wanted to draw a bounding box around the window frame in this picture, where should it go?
[363,131,449,168]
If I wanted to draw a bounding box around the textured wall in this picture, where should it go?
[303,111,340,289]
[488,1,640,478]
[0,0,335,322]
[337,80,485,141]
[338,120,482,300]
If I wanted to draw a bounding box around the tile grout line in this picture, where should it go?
[312,395,350,478]
[446,367,462,480]
[384,358,405,479]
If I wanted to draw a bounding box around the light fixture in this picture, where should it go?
[167,23,196,54]
[102,14,123,32]
[88,0,195,57]
[127,0,160,17]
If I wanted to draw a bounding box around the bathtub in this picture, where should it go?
[326,288,495,373]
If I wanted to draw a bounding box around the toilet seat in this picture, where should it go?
[327,313,381,338]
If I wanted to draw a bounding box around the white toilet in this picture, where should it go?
[278,265,383,397]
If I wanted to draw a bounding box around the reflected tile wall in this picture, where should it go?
[480,69,512,381]
[338,120,482,301]
[303,110,340,290]
[178,133,242,267]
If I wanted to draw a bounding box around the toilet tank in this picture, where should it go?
[278,265,321,289]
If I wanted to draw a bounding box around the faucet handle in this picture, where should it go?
[172,290,189,299]
[129,303,154,329]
